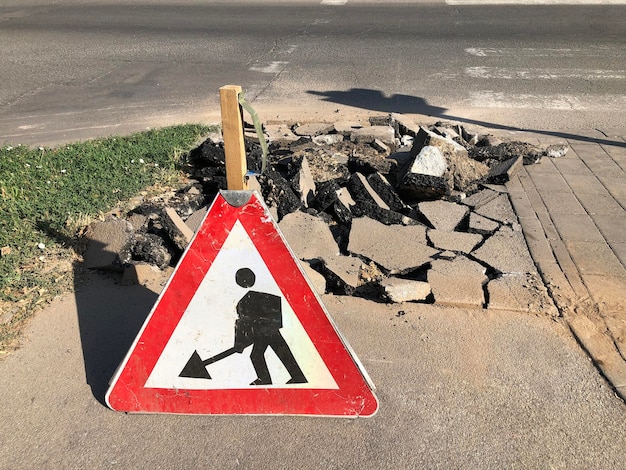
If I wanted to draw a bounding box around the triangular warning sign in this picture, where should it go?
[106,191,378,417]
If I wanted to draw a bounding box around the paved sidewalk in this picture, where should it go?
[498,128,626,400]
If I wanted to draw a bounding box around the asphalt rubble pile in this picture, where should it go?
[83,113,568,314]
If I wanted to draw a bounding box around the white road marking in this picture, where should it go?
[249,61,289,74]
[321,0,347,4]
[466,46,621,57]
[466,66,626,80]
[469,91,626,110]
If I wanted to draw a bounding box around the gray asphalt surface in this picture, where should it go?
[0,1,625,145]
[1,272,625,469]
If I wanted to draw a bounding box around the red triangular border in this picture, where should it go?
[105,191,378,417]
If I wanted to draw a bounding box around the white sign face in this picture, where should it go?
[145,220,338,390]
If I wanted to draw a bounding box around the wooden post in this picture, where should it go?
[219,85,247,190]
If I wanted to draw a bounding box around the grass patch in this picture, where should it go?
[0,124,211,352]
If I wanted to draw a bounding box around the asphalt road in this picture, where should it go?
[0,0,625,145]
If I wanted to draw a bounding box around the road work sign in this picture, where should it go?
[106,191,378,417]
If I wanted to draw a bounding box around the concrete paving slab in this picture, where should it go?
[429,256,487,308]
[473,227,537,275]
[540,192,586,215]
[550,213,605,242]
[379,278,431,303]
[418,200,469,231]
[561,173,609,195]
[487,273,557,316]
[576,192,625,215]
[468,212,500,235]
[348,217,436,274]
[279,211,339,261]
[592,214,626,243]
[472,194,517,226]
[427,229,483,254]
[527,171,571,194]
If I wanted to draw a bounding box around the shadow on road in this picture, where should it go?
[307,87,626,148]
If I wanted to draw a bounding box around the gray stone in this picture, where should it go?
[473,194,517,225]
[468,212,500,235]
[409,146,447,177]
[372,139,390,154]
[410,126,467,160]
[162,207,194,251]
[487,273,558,316]
[293,122,334,137]
[429,256,488,308]
[380,278,431,303]
[399,172,451,200]
[132,233,172,269]
[418,200,469,231]
[184,206,208,233]
[83,217,134,270]
[351,126,396,146]
[293,157,316,207]
[427,229,483,253]
[336,187,356,208]
[312,134,344,146]
[348,217,436,274]
[390,113,420,137]
[473,226,537,274]
[545,144,569,158]
[279,211,339,261]
[487,155,523,184]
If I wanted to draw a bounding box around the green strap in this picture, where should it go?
[238,91,268,174]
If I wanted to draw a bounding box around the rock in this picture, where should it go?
[472,226,537,274]
[486,155,523,184]
[348,152,398,180]
[293,122,334,137]
[366,172,407,213]
[83,217,134,270]
[279,211,339,261]
[162,207,194,251]
[410,126,467,160]
[399,172,451,201]
[372,139,390,154]
[390,113,420,137]
[347,173,390,210]
[429,256,488,308]
[418,200,470,231]
[184,206,208,233]
[292,157,316,208]
[351,201,416,226]
[0,246,10,257]
[308,180,341,212]
[545,144,569,158]
[351,126,396,147]
[380,278,431,303]
[132,233,172,269]
[259,168,302,220]
[427,229,483,253]
[408,146,448,177]
[468,212,500,235]
[313,134,344,146]
[348,217,436,274]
